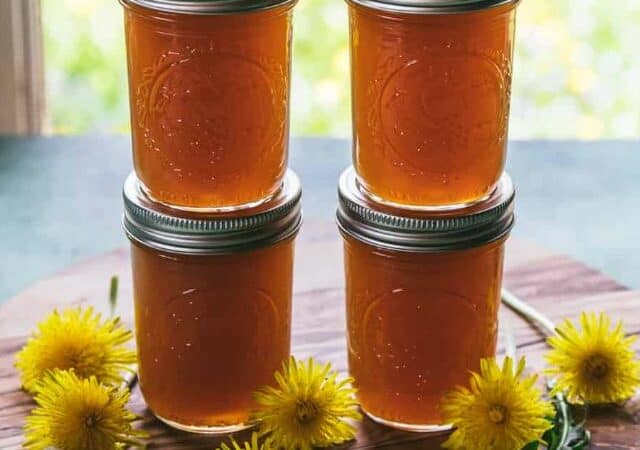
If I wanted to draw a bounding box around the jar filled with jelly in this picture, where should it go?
[348,0,520,209]
[337,167,515,431]
[120,0,297,210]
[123,170,302,433]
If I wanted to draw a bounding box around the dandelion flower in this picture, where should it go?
[217,432,273,450]
[253,357,361,450]
[546,312,640,404]
[441,357,553,450]
[16,307,136,392]
[24,369,146,450]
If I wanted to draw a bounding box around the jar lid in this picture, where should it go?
[123,170,302,255]
[120,0,296,15]
[337,167,515,253]
[347,0,519,14]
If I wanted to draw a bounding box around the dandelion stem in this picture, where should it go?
[501,313,518,361]
[123,371,138,390]
[109,276,119,317]
[501,289,556,336]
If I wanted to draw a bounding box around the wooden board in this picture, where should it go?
[1,221,639,449]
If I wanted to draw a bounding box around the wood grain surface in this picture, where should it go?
[1,221,639,449]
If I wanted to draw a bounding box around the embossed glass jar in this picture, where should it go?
[121,0,296,210]
[337,167,515,431]
[348,0,520,209]
[123,170,302,434]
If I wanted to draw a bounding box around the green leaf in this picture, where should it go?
[532,393,591,450]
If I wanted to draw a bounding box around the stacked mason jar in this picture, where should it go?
[118,0,522,437]
[119,0,301,433]
[336,0,520,432]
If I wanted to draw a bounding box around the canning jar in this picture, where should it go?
[121,0,296,210]
[337,167,515,431]
[123,170,302,433]
[348,0,520,209]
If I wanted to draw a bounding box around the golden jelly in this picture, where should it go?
[123,169,302,433]
[337,167,514,431]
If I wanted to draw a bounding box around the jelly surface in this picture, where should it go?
[124,4,293,209]
[343,236,506,426]
[130,239,294,427]
[349,3,517,208]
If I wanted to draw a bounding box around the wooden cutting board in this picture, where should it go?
[1,221,639,449]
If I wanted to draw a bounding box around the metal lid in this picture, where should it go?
[123,170,302,255]
[346,0,520,14]
[120,0,296,15]
[337,167,515,253]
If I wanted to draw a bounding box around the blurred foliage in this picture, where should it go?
[42,0,640,138]
[43,0,129,133]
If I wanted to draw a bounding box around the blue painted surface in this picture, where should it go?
[0,136,638,303]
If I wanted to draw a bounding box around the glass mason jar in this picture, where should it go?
[120,0,296,211]
[337,167,515,431]
[123,170,302,433]
[348,0,520,209]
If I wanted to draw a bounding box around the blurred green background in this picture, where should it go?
[43,0,640,138]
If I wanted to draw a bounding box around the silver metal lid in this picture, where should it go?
[337,167,515,253]
[123,170,302,255]
[346,0,519,14]
[120,0,296,15]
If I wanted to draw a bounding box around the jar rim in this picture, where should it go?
[345,0,520,15]
[336,167,515,253]
[119,0,297,15]
[123,170,302,255]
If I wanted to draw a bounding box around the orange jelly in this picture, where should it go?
[123,170,302,433]
[348,0,520,209]
[337,167,514,431]
[122,0,296,210]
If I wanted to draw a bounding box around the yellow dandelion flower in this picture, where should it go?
[24,369,146,450]
[441,357,554,450]
[217,432,273,450]
[253,357,361,450]
[546,312,640,404]
[16,306,136,393]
